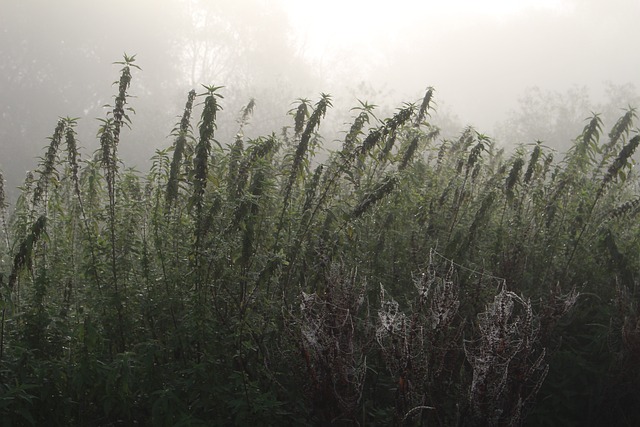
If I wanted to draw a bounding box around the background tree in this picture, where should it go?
[495,84,640,151]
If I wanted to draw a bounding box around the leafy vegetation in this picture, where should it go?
[1,58,640,426]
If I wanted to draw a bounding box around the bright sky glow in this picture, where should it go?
[277,0,586,130]
[281,0,570,60]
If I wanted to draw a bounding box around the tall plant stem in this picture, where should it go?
[100,55,137,353]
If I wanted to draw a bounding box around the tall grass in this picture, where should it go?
[0,58,639,425]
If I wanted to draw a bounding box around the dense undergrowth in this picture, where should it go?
[1,57,640,426]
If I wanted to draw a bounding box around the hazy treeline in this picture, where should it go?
[4,0,640,203]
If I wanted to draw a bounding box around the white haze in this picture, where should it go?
[0,0,639,194]
[283,0,639,130]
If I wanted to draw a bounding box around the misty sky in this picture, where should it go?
[1,0,639,193]
[282,0,640,129]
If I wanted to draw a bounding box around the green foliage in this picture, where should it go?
[166,89,197,210]
[1,60,640,426]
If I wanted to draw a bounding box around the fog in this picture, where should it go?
[2,0,639,196]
